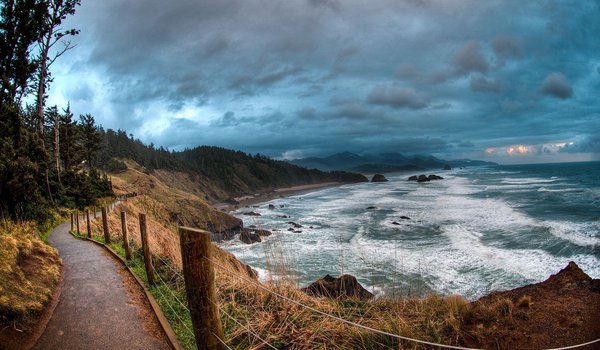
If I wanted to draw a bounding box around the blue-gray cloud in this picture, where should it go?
[47,0,600,163]
[540,72,573,99]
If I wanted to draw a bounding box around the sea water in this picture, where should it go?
[223,161,600,300]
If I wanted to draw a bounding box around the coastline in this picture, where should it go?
[213,181,343,212]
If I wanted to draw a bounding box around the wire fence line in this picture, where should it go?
[207,297,279,350]
[205,256,483,350]
[204,256,600,350]
[76,207,600,350]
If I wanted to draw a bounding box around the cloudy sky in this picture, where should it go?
[47,0,600,164]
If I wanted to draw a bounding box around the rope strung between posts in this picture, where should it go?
[206,256,600,350]
[207,297,278,350]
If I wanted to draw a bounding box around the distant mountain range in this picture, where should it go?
[288,152,497,173]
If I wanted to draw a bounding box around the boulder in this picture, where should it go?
[242,211,261,216]
[400,216,411,220]
[302,274,373,300]
[428,174,444,180]
[366,206,377,210]
[287,227,295,232]
[277,215,290,219]
[288,221,303,228]
[255,229,272,237]
[239,229,261,244]
[371,174,388,182]
[408,175,418,181]
[392,221,401,225]
[268,204,276,209]
[417,174,430,182]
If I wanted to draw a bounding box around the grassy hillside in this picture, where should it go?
[97,129,368,200]
[0,219,62,342]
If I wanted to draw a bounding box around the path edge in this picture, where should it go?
[69,232,184,350]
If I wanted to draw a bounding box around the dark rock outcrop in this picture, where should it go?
[242,211,261,216]
[392,221,401,225]
[417,174,430,182]
[428,174,444,180]
[400,216,411,220]
[371,174,389,182]
[255,229,272,237]
[408,175,418,181]
[302,274,373,300]
[268,204,276,209]
[288,221,303,228]
[239,229,261,244]
[366,206,377,210]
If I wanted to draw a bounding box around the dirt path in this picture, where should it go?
[34,222,170,350]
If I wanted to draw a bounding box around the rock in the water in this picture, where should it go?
[302,274,373,300]
[392,221,401,225]
[417,174,430,182]
[242,211,261,216]
[287,227,295,232]
[277,215,289,218]
[371,174,389,182]
[248,224,257,229]
[268,204,276,209]
[366,206,377,210]
[288,221,303,228]
[256,229,272,237]
[428,174,444,180]
[443,164,452,170]
[408,175,418,181]
[400,216,411,220]
[239,230,261,244]
[294,230,303,233]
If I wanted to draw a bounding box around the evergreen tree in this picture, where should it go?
[79,113,100,168]
[59,103,80,170]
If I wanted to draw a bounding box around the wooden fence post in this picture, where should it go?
[139,213,155,286]
[121,211,131,260]
[86,210,92,238]
[70,213,74,231]
[76,212,80,235]
[179,226,225,350]
[101,207,110,243]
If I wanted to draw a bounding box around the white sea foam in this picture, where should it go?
[225,168,600,300]
[544,220,600,247]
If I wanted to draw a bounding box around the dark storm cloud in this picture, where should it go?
[492,35,521,60]
[453,41,489,74]
[49,0,600,162]
[367,85,429,109]
[540,73,573,99]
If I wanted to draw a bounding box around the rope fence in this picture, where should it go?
[70,204,600,350]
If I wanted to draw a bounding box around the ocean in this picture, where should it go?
[223,161,600,300]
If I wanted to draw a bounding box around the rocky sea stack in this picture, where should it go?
[371,174,388,182]
[302,274,374,300]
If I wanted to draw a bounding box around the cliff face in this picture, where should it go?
[462,261,600,350]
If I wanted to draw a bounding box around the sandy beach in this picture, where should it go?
[213,182,342,212]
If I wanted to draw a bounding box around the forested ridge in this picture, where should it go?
[96,129,368,199]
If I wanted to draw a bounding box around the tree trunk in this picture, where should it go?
[54,109,60,183]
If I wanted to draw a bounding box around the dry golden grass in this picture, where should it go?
[0,220,61,320]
